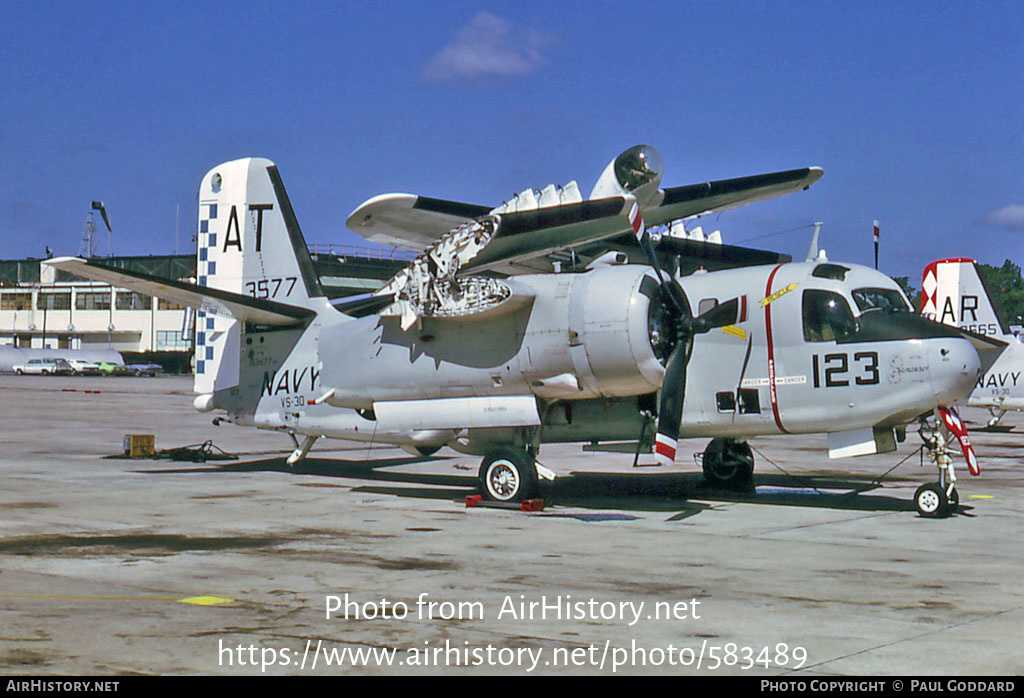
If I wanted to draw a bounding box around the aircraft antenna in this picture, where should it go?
[805,221,823,262]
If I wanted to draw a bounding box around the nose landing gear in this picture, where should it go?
[916,418,961,518]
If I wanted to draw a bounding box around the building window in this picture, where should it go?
[158,298,187,310]
[115,292,153,310]
[1,293,32,310]
[156,330,190,351]
[37,292,72,310]
[76,291,112,310]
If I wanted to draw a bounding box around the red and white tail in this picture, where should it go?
[921,259,1009,338]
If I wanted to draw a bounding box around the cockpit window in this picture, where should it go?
[852,287,911,313]
[802,290,857,342]
[811,264,850,280]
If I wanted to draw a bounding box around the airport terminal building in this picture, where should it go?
[0,248,405,368]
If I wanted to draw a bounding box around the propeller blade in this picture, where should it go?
[629,198,663,278]
[654,339,692,466]
[629,198,692,318]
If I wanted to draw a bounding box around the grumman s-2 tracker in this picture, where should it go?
[49,146,995,518]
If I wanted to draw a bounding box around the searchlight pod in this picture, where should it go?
[589,145,665,207]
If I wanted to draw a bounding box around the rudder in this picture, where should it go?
[194,158,327,394]
[922,258,1008,338]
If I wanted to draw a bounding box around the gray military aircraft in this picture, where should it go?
[922,258,1023,426]
[47,147,987,518]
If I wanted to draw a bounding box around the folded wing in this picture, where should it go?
[346,165,823,256]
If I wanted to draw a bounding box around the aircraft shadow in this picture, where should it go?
[136,454,966,518]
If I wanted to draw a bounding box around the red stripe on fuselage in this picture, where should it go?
[764,264,789,434]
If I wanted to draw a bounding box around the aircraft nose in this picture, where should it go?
[931,338,980,405]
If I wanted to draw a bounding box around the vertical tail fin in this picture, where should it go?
[194,158,326,394]
[921,258,1009,338]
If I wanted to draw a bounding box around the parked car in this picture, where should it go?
[67,359,102,375]
[13,358,74,375]
[125,362,163,376]
[96,361,128,375]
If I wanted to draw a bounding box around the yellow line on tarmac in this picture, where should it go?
[968,495,994,499]
[177,596,234,605]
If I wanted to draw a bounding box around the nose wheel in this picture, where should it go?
[914,482,957,518]
[916,419,961,518]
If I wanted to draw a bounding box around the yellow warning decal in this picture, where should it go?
[760,283,798,307]
[177,596,234,606]
[722,325,746,340]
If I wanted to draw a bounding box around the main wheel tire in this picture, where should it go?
[479,448,538,503]
[414,445,441,457]
[915,483,950,518]
[701,439,754,490]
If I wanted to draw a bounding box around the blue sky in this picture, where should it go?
[1,0,1021,285]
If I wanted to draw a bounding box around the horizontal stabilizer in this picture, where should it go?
[956,326,1008,376]
[45,257,314,326]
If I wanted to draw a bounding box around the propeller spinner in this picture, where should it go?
[628,200,740,465]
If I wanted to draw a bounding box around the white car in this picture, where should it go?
[13,358,74,375]
[67,359,102,375]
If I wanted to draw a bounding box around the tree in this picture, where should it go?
[977,260,1024,327]
[892,275,921,311]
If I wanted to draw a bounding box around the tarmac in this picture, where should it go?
[0,374,1021,676]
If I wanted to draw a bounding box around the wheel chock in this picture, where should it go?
[465,495,545,512]
[520,499,544,512]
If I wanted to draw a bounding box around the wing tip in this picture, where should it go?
[42,256,86,269]
[346,192,419,227]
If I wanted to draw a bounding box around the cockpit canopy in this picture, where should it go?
[852,287,912,314]
[803,285,958,345]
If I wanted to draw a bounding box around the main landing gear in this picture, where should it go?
[701,438,754,490]
[478,447,540,503]
[916,420,960,518]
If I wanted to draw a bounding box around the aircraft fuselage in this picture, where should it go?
[231,260,981,451]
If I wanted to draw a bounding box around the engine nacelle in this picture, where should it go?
[513,265,672,398]
[320,265,675,408]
